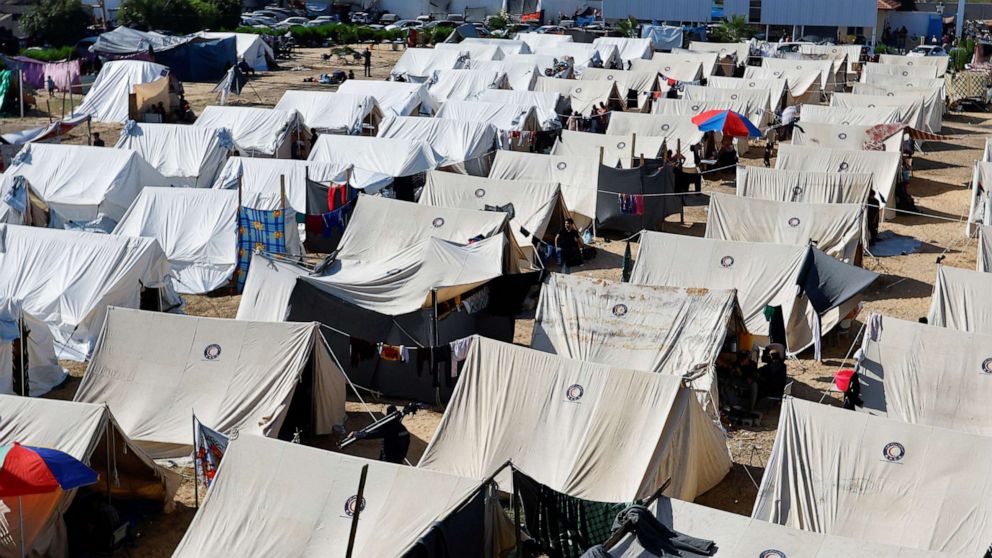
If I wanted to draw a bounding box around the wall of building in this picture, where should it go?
[602,0,710,24]
[725,0,877,27]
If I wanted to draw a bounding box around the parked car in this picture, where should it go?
[385,19,424,31]
[379,13,400,25]
[350,12,369,24]
[275,16,309,28]
[424,20,457,29]
[909,45,947,57]
[245,15,278,26]
[306,16,336,26]
[447,14,466,23]
[250,10,284,20]
[535,25,565,34]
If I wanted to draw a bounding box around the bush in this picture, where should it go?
[236,23,405,47]
[20,0,92,46]
[19,46,75,61]
[118,0,200,33]
[190,0,240,30]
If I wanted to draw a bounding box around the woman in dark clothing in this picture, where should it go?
[555,218,584,274]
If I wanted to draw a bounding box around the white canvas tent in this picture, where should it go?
[533,76,623,116]
[531,43,621,72]
[760,58,835,90]
[681,84,770,125]
[197,31,273,70]
[861,62,939,82]
[73,60,169,123]
[753,397,992,555]
[0,302,63,396]
[968,161,992,234]
[606,112,704,165]
[735,166,873,205]
[112,188,237,294]
[194,106,304,158]
[418,336,732,502]
[552,130,666,168]
[877,54,949,77]
[377,116,497,174]
[212,156,347,211]
[514,32,573,52]
[687,41,751,65]
[74,308,346,458]
[467,60,540,91]
[114,121,232,188]
[0,225,175,361]
[579,68,660,99]
[851,84,944,133]
[391,47,467,82]
[477,89,561,128]
[792,122,903,153]
[830,92,928,131]
[592,36,654,63]
[532,272,746,413]
[862,74,946,95]
[307,135,437,191]
[0,396,180,558]
[650,98,757,124]
[336,79,436,116]
[462,37,530,54]
[630,52,717,77]
[235,253,305,322]
[980,225,992,273]
[799,104,903,126]
[427,68,508,105]
[173,434,506,557]
[0,143,174,225]
[435,100,541,135]
[857,313,992,436]
[743,65,822,103]
[434,41,506,62]
[927,265,992,334]
[706,193,864,263]
[707,75,787,111]
[273,91,382,135]
[501,53,570,77]
[488,150,597,229]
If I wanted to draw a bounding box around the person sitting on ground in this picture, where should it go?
[555,218,584,274]
[756,347,788,401]
[716,135,738,168]
[238,58,255,77]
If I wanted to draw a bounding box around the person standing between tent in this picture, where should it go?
[351,405,410,464]
[363,47,372,78]
[555,218,584,274]
[46,76,55,96]
[91,133,105,147]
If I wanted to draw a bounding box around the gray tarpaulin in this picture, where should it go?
[596,163,680,234]
[927,265,992,334]
[979,225,992,273]
[735,166,873,205]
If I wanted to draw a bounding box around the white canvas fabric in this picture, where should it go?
[0,304,63,397]
[681,84,770,125]
[830,92,927,131]
[927,265,992,335]
[390,47,466,81]
[687,41,751,65]
[775,144,900,217]
[0,143,174,224]
[463,37,530,54]
[552,130,666,168]
[196,31,272,70]
[477,89,561,128]
[799,104,903,126]
[861,62,939,82]
[74,308,346,458]
[377,116,497,171]
[273,91,382,134]
[418,336,732,502]
[760,58,836,90]
[73,60,169,123]
[489,150,597,228]
[792,122,904,153]
[514,32,573,52]
[777,50,847,86]
[194,105,302,157]
[592,37,654,62]
[980,225,992,273]
[173,434,497,558]
[863,74,946,95]
[212,156,347,211]
[501,53,568,77]
[434,41,506,62]
[113,188,237,294]
[609,497,954,558]
[531,43,621,72]
[337,79,435,116]
[705,193,864,263]
[851,84,944,133]
[798,43,864,74]
[114,122,231,187]
[743,66,821,102]
[605,113,702,166]
[579,68,660,97]
[427,68,508,105]
[0,224,172,362]
[533,76,621,116]
[419,171,563,247]
[857,313,992,435]
[435,100,540,133]
[877,54,949,77]
[969,161,992,233]
[735,166,873,205]
[753,397,992,555]
[307,135,437,191]
[531,273,745,412]
[650,98,757,124]
[236,253,305,321]
[707,75,788,110]
[631,52,717,77]
[0,396,179,558]
[467,60,540,91]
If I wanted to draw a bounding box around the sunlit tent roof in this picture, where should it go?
[418,336,732,502]
[74,308,346,459]
[708,75,788,110]
[705,193,865,263]
[592,36,654,62]
[630,52,715,77]
[877,54,949,77]
[466,59,540,91]
[73,60,170,123]
[307,134,437,191]
[477,88,561,128]
[435,100,541,133]
[427,68,508,105]
[0,225,174,361]
[391,47,466,82]
[336,79,436,116]
[735,166,873,205]
[580,67,660,97]
[830,92,928,131]
[851,84,944,133]
[533,76,622,116]
[927,265,992,335]
[0,395,180,557]
[274,91,382,134]
[197,31,274,70]
[754,397,992,555]
[462,37,530,53]
[173,434,507,557]
[212,156,348,212]
[980,225,992,273]
[514,31,573,52]
[113,188,237,294]
[114,121,232,187]
[552,129,667,168]
[377,116,497,171]
[792,121,903,152]
[434,41,506,61]
[489,150,598,229]
[800,104,903,126]
[236,253,305,322]
[605,112,704,165]
[681,84,770,125]
[194,105,304,157]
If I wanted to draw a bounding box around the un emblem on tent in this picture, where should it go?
[748,82,756,87]
[867,104,876,108]
[565,384,584,401]
[841,121,851,125]
[906,61,914,65]
[788,217,801,228]
[203,344,222,360]
[838,162,850,172]
[474,188,486,198]
[386,268,401,276]
[838,133,848,140]
[557,162,568,170]
[773,71,782,77]
[760,551,787,558]
[606,75,614,81]
[902,71,909,76]
[574,87,583,93]
[981,358,992,375]
[883,442,906,462]
[612,303,628,317]
[664,66,671,72]
[792,186,804,196]
[720,256,735,268]
[691,105,700,111]
[795,65,802,70]
[730,94,739,100]
[661,124,671,131]
[616,141,626,149]
[887,92,895,97]
[344,495,366,517]
[432,217,445,228]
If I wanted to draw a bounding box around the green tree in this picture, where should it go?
[190,0,241,30]
[710,15,754,43]
[615,16,639,39]
[20,0,92,46]
[118,0,199,33]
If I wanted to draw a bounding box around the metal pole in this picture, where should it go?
[18,496,24,558]
[192,414,200,509]
[344,464,369,558]
[18,313,25,397]
[105,426,112,505]
[18,70,24,118]
[956,0,966,38]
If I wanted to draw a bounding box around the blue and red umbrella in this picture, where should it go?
[0,442,98,497]
[691,109,762,138]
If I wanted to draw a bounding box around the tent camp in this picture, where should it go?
[435,100,541,138]
[391,47,467,82]
[434,41,506,62]
[830,92,929,131]
[579,68,660,107]
[630,231,878,353]
[980,225,992,273]
[969,161,992,234]
[273,91,383,135]
[197,31,273,71]
[799,104,903,126]
[502,53,572,77]
[862,74,946,94]
[336,79,436,116]
[514,31,573,52]
[427,68,509,105]
[236,253,305,322]
[681,84,770,125]
[462,37,530,54]
[0,396,180,558]
[533,76,624,116]
[759,58,835,91]
[377,116,497,175]
[488,150,598,228]
[552,130,667,167]
[476,89,561,128]
[89,27,235,81]
[418,336,732,502]
[851,84,944,132]
[194,105,305,158]
[530,43,622,72]
[467,59,540,91]
[687,41,751,65]
[73,60,170,123]
[792,122,904,153]
[0,302,63,396]
[0,143,174,226]
[173,434,509,557]
[213,155,347,214]
[114,121,232,187]
[856,313,992,436]
[0,225,175,361]
[707,75,787,111]
[605,113,703,165]
[592,36,654,63]
[927,265,992,335]
[775,144,901,217]
[630,52,717,77]
[112,188,237,294]
[861,62,939,82]
[651,98,758,126]
[74,308,346,459]
[307,134,437,192]
[735,166,874,205]
[743,65,823,103]
[753,397,992,555]
[532,273,747,412]
[706,194,864,263]
[877,54,949,77]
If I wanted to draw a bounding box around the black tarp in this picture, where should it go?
[596,162,681,234]
[403,487,489,557]
[798,246,879,314]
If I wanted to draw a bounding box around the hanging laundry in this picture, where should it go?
[461,288,489,314]
[349,337,377,367]
[378,343,409,362]
[617,194,644,216]
[450,337,474,377]
[236,207,287,292]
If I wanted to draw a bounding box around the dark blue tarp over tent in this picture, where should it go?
[155,37,236,82]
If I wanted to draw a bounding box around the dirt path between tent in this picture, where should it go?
[6,47,982,554]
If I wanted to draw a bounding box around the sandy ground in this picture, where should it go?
[7,45,982,554]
